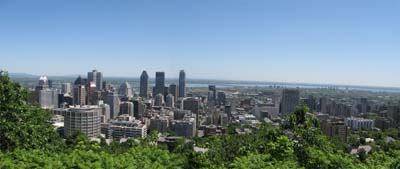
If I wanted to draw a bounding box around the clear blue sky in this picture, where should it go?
[0,0,399,87]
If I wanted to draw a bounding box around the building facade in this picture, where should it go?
[139,70,148,98]
[280,89,300,116]
[64,106,101,138]
[178,70,186,98]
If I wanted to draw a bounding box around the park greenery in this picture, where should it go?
[1,71,400,168]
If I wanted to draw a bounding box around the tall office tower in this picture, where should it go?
[208,85,217,101]
[280,89,300,116]
[48,80,53,88]
[36,76,49,91]
[183,97,200,128]
[169,84,178,99]
[139,71,149,98]
[178,70,186,98]
[154,93,164,107]
[106,91,120,119]
[39,89,59,109]
[64,106,101,138]
[73,76,87,105]
[118,82,133,98]
[132,99,139,118]
[166,94,174,108]
[61,83,72,95]
[99,103,110,123]
[136,100,147,118]
[359,98,368,114]
[120,101,134,116]
[304,95,317,112]
[225,105,232,121]
[88,69,103,91]
[217,91,226,106]
[102,81,108,91]
[164,86,169,98]
[154,72,165,96]
[86,81,97,105]
[319,97,328,114]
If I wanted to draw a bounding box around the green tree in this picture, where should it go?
[0,71,61,151]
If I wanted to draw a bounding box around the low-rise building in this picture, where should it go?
[102,114,147,139]
[345,117,374,130]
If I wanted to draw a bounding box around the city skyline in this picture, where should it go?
[1,0,400,87]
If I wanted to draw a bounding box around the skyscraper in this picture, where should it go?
[106,91,120,119]
[217,91,226,106]
[208,85,217,101]
[169,84,178,99]
[154,72,165,96]
[73,76,87,106]
[61,83,72,95]
[139,71,148,98]
[280,89,300,116]
[154,93,164,107]
[183,97,200,128]
[120,101,134,117]
[87,69,103,91]
[166,94,175,108]
[35,76,49,91]
[303,95,317,112]
[119,82,133,98]
[178,70,186,98]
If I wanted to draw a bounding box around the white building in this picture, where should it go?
[345,117,374,130]
[106,114,147,139]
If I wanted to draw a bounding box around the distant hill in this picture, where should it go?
[8,73,39,78]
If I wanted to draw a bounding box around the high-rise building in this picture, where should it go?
[106,91,120,119]
[61,83,72,95]
[358,98,368,114]
[319,97,328,113]
[86,81,98,105]
[139,71,149,98]
[154,93,164,107]
[39,89,59,109]
[73,76,87,106]
[183,97,200,128]
[303,95,317,112]
[88,69,103,91]
[280,89,300,116]
[208,85,217,101]
[48,80,53,88]
[178,70,186,98]
[166,94,174,108]
[169,84,178,99]
[118,82,133,98]
[64,105,101,138]
[99,103,110,123]
[154,72,165,96]
[36,76,49,90]
[120,101,134,117]
[164,86,169,98]
[217,91,226,106]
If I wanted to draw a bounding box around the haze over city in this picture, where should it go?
[1,0,399,87]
